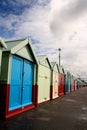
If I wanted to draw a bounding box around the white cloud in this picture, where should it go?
[50,0,87,37]
[49,0,87,80]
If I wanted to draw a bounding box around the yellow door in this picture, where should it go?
[53,72,58,99]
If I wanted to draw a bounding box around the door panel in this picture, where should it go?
[9,56,34,110]
[38,76,45,103]
[44,77,50,101]
[9,56,23,110]
[38,66,51,103]
[59,74,64,96]
[68,77,71,92]
[22,60,34,106]
[44,68,51,101]
[53,72,58,98]
[38,65,45,103]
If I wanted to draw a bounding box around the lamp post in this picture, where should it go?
[58,48,61,66]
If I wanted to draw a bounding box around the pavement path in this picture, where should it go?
[0,87,87,130]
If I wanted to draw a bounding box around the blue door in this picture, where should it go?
[9,55,34,111]
[22,60,34,106]
[65,76,68,92]
[68,76,71,92]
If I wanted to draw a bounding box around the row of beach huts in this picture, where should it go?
[0,37,85,119]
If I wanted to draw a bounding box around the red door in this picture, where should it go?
[59,74,64,96]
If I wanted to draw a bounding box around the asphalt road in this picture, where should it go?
[0,87,87,130]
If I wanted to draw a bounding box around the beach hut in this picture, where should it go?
[0,38,38,119]
[74,78,78,91]
[0,37,7,74]
[36,55,52,105]
[58,66,64,96]
[67,72,72,92]
[76,79,79,89]
[71,75,75,91]
[63,70,68,94]
[77,78,84,88]
[77,78,82,88]
[63,69,71,94]
[51,62,59,99]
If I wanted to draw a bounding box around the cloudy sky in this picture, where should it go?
[0,0,87,81]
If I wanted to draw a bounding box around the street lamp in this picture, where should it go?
[58,48,61,66]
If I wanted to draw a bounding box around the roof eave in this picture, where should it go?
[0,37,7,49]
[7,38,38,65]
[28,38,38,65]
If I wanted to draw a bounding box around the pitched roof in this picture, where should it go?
[51,62,56,68]
[4,38,27,52]
[37,55,47,62]
[51,62,60,72]
[4,38,38,64]
[63,69,68,75]
[59,66,64,73]
[37,55,52,68]
[0,37,7,49]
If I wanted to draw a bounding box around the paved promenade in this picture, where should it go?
[0,87,87,130]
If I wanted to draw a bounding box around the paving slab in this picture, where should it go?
[0,87,87,130]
